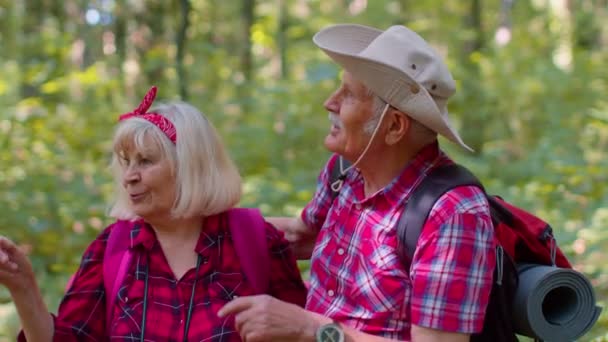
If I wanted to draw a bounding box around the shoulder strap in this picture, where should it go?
[228,208,270,294]
[103,221,133,328]
[397,164,483,263]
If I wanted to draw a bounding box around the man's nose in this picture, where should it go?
[324,92,340,113]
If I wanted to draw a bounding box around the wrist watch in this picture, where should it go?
[316,322,345,342]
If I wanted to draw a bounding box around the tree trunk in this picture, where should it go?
[498,0,514,32]
[463,0,483,59]
[176,0,191,100]
[20,0,47,98]
[571,0,601,50]
[1,1,19,60]
[50,0,66,32]
[137,1,169,87]
[114,0,127,67]
[202,1,221,99]
[395,0,409,24]
[238,0,255,115]
[241,0,255,82]
[458,0,485,154]
[277,0,289,80]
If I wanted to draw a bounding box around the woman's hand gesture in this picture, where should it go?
[0,236,36,295]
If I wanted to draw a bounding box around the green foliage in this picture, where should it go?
[1,0,607,340]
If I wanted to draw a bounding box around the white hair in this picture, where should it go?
[363,88,436,141]
[363,91,387,135]
[109,102,242,220]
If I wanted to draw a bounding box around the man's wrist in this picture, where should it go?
[316,322,345,342]
[302,311,333,342]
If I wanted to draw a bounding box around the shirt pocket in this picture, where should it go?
[206,271,256,302]
[348,245,410,317]
[110,278,146,335]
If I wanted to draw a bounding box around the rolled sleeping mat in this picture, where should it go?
[513,264,602,341]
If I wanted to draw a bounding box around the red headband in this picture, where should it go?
[119,86,177,143]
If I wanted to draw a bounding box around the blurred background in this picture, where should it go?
[0,0,607,340]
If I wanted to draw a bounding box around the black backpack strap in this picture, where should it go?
[398,164,483,263]
[329,156,351,200]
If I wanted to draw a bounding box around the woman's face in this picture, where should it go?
[119,134,176,222]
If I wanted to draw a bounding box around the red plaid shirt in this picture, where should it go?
[302,142,496,340]
[21,212,306,341]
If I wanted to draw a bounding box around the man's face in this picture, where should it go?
[323,71,376,160]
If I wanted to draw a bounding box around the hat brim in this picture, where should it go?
[313,24,472,152]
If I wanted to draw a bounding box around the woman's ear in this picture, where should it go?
[385,108,410,145]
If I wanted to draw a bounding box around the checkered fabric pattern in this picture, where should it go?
[303,142,496,340]
[20,212,306,341]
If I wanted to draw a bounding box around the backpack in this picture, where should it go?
[329,157,572,341]
[66,208,270,331]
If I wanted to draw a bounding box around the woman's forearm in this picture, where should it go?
[0,236,55,341]
[11,286,54,342]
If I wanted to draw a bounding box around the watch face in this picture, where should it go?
[316,323,344,342]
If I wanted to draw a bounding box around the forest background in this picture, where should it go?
[0,0,607,340]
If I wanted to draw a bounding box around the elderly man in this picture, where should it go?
[219,24,496,342]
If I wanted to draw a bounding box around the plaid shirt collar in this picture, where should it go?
[129,213,225,254]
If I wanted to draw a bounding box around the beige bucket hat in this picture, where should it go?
[313,24,472,152]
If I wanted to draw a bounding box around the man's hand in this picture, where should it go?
[218,294,330,342]
[266,217,318,260]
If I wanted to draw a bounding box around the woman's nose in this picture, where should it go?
[122,166,141,185]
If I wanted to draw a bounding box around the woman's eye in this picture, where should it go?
[141,158,152,165]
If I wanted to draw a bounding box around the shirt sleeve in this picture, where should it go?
[265,222,308,307]
[300,154,340,232]
[18,225,114,342]
[409,186,496,334]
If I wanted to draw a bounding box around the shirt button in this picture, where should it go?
[355,203,361,210]
[328,290,335,297]
[180,319,184,325]
[124,297,128,303]
[337,248,345,256]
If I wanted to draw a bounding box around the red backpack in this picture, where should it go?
[330,158,600,341]
[392,163,570,342]
[66,208,270,332]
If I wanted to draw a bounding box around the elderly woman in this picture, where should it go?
[0,87,307,341]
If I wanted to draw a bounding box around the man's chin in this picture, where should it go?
[323,136,343,154]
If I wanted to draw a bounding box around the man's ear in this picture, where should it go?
[385,108,410,145]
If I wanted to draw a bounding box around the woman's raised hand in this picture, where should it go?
[0,236,36,295]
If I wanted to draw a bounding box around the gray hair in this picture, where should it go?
[363,88,436,141]
[363,90,388,135]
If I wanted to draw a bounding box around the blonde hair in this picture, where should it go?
[109,102,242,220]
